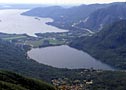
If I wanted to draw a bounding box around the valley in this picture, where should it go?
[0,9,114,70]
[21,2,126,70]
[0,2,126,90]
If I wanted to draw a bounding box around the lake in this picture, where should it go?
[0,9,67,36]
[28,45,114,70]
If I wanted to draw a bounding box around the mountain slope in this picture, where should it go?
[70,20,126,69]
[22,4,109,30]
[76,3,126,31]
[0,39,63,82]
[0,70,56,90]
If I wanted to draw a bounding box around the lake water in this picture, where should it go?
[0,9,67,36]
[28,45,114,70]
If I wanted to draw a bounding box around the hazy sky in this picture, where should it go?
[0,0,125,4]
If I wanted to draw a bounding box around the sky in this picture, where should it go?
[0,0,125,5]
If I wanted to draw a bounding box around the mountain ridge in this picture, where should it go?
[76,3,126,31]
[22,3,110,30]
[22,2,126,31]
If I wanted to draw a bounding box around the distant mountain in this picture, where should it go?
[22,4,109,30]
[0,4,49,9]
[70,20,126,69]
[22,2,126,31]
[0,70,56,90]
[22,6,64,17]
[76,3,126,31]
[22,4,109,20]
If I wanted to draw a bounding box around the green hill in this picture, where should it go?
[0,70,56,90]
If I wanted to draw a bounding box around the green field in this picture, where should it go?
[2,35,27,40]
[49,39,65,45]
[25,39,65,48]
[25,39,44,48]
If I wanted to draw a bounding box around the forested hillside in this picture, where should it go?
[70,20,126,69]
[0,39,62,82]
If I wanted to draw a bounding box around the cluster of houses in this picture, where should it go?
[52,78,93,90]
